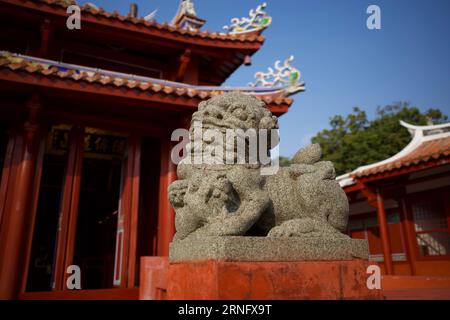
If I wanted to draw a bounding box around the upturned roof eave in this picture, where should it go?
[1,0,265,48]
[337,121,450,187]
[0,51,299,113]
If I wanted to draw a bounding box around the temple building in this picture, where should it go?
[338,121,450,280]
[0,0,304,299]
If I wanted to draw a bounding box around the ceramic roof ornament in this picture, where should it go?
[223,2,272,35]
[250,56,305,95]
[172,0,206,31]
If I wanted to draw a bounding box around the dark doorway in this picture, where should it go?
[72,155,123,289]
[134,137,161,286]
[26,125,163,293]
[27,152,67,292]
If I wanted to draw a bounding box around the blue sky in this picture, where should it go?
[79,0,450,157]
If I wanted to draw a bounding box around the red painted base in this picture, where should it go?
[140,257,382,300]
[140,257,169,300]
[382,276,450,300]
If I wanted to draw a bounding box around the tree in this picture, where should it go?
[279,156,291,167]
[310,102,448,176]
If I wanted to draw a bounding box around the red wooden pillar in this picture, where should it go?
[126,136,141,288]
[157,139,177,256]
[39,19,53,57]
[376,189,394,275]
[399,197,417,275]
[0,129,18,229]
[0,95,41,299]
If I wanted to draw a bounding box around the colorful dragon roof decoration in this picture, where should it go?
[249,56,305,94]
[223,2,272,35]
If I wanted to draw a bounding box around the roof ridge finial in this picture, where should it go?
[184,0,197,16]
[172,0,205,31]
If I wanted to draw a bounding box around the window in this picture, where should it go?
[411,191,450,257]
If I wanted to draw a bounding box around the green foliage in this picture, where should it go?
[279,156,291,167]
[310,102,448,176]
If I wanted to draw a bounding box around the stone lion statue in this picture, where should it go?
[169,92,349,242]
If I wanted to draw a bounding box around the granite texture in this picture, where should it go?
[291,143,322,164]
[169,236,369,262]
[168,92,368,261]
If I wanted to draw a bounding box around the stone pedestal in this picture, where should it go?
[139,236,380,300]
[140,235,379,300]
[139,257,382,300]
[140,257,168,300]
[166,260,382,300]
[169,236,369,262]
